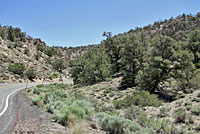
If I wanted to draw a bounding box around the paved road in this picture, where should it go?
[0,83,38,134]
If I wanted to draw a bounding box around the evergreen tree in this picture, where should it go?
[103,32,122,74]
[70,47,112,85]
[187,29,200,68]
[137,36,194,92]
[120,34,144,88]
[0,25,6,40]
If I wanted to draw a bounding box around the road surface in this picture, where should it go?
[0,83,38,134]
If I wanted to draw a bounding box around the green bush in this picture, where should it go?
[124,105,143,121]
[34,52,41,60]
[96,113,141,134]
[113,90,163,109]
[45,47,56,57]
[32,95,44,108]
[33,87,42,95]
[174,108,187,123]
[43,90,68,105]
[96,112,155,134]
[52,104,90,126]
[13,41,23,48]
[46,100,64,113]
[32,96,40,105]
[72,100,94,115]
[25,67,36,80]
[36,84,45,88]
[32,84,95,126]
[124,106,183,133]
[191,105,200,116]
[52,107,70,125]
[69,105,86,119]
[36,44,45,52]
[52,59,66,72]
[8,63,25,76]
[24,48,30,55]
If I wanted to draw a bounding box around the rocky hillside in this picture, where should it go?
[0,25,96,83]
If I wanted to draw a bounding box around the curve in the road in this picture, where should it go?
[0,85,23,117]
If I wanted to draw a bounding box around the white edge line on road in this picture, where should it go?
[0,87,24,117]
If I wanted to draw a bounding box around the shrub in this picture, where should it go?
[0,26,6,39]
[43,90,67,105]
[25,67,36,80]
[32,95,44,108]
[31,84,95,127]
[8,63,25,76]
[52,105,88,126]
[188,114,195,124]
[34,52,41,60]
[46,100,65,113]
[69,105,86,119]
[96,112,143,134]
[159,107,170,117]
[32,96,40,105]
[13,41,23,48]
[103,88,112,94]
[36,44,45,52]
[24,48,29,55]
[36,84,45,88]
[33,87,42,95]
[45,47,56,57]
[191,105,200,116]
[113,90,163,109]
[124,105,143,121]
[50,73,59,79]
[72,100,94,115]
[52,107,70,125]
[124,106,181,133]
[52,59,66,72]
[174,108,187,123]
[7,42,13,49]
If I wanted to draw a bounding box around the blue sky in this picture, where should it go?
[0,0,200,47]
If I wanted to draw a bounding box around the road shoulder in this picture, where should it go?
[12,91,66,134]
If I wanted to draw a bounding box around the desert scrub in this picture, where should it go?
[124,106,183,133]
[51,102,93,126]
[8,63,25,76]
[159,107,170,117]
[124,105,143,121]
[32,95,40,105]
[174,108,187,123]
[103,88,112,94]
[95,112,155,134]
[31,84,95,126]
[113,90,163,109]
[32,95,45,108]
[191,105,200,116]
[33,87,43,95]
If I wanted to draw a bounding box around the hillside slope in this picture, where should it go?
[0,25,95,83]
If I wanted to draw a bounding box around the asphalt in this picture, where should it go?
[0,83,38,134]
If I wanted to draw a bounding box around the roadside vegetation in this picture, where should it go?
[15,12,200,133]
[29,82,200,134]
